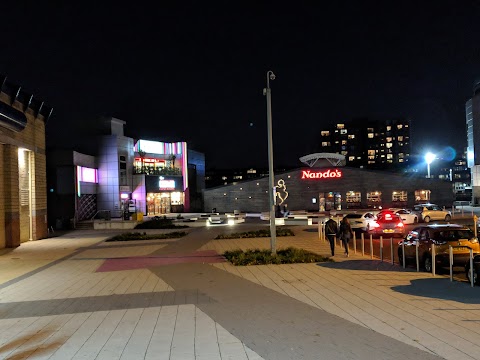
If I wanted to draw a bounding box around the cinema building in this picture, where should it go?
[203,153,455,213]
[47,117,205,226]
[0,76,53,248]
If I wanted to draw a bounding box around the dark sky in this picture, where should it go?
[1,1,479,169]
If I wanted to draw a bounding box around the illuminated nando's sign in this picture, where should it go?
[301,169,342,179]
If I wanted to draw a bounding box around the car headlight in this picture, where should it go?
[472,238,479,244]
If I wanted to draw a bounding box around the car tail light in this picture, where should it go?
[371,221,380,228]
[396,222,404,228]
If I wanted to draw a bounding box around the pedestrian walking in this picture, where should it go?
[338,216,354,257]
[324,216,338,256]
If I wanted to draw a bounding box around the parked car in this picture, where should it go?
[398,224,480,272]
[344,212,377,232]
[368,211,405,237]
[412,203,452,223]
[465,254,480,285]
[375,208,418,224]
[392,209,419,224]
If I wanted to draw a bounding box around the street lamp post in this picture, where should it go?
[425,152,435,179]
[264,70,277,254]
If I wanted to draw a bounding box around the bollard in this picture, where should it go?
[318,219,321,240]
[432,244,436,277]
[470,249,474,288]
[390,237,394,264]
[370,234,373,259]
[361,232,365,256]
[402,241,406,269]
[416,241,419,272]
[353,232,357,254]
[380,236,384,262]
[474,215,478,239]
[449,245,453,282]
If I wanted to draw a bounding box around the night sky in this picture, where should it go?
[1,1,479,169]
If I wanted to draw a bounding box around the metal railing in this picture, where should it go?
[90,210,112,221]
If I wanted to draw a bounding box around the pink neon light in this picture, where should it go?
[80,167,98,183]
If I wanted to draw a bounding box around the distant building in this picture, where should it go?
[0,76,53,248]
[318,118,411,169]
[466,80,480,204]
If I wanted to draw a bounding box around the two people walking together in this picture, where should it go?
[324,216,354,257]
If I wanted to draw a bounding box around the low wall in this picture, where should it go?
[94,221,138,230]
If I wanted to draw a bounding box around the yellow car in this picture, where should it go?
[398,224,480,272]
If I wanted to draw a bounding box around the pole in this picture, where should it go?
[353,231,357,254]
[416,242,419,272]
[432,244,436,277]
[370,234,373,259]
[380,236,383,262]
[390,237,394,265]
[427,163,430,178]
[265,71,276,254]
[470,249,474,288]
[449,245,453,282]
[361,232,365,256]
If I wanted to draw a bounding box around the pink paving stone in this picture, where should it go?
[96,250,226,272]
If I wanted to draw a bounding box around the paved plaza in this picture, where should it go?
[0,225,479,359]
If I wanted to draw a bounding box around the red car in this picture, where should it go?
[368,212,405,237]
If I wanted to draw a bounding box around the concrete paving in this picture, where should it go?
[0,224,479,359]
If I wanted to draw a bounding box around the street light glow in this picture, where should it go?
[425,152,435,164]
[425,152,436,178]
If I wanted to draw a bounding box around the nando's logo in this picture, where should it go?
[301,169,342,179]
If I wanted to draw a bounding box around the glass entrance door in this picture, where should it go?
[321,192,342,211]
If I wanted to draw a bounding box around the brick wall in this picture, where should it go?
[0,92,48,248]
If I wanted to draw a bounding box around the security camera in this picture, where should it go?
[269,73,276,80]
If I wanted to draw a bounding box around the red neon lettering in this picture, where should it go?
[301,169,342,179]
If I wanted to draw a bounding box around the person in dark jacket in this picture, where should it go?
[338,216,354,257]
[324,216,338,256]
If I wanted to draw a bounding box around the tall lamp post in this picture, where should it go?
[425,152,435,179]
[264,70,277,254]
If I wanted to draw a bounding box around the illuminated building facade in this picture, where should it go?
[319,118,411,169]
[204,154,453,213]
[47,117,205,226]
[0,76,53,248]
[466,80,480,204]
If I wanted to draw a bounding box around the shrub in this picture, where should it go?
[215,228,294,239]
[223,247,332,266]
[135,218,188,229]
[106,231,187,242]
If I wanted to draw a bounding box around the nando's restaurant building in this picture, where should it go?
[203,159,454,213]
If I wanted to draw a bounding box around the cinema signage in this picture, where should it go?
[145,175,183,192]
[301,169,342,179]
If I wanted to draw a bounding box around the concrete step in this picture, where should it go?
[75,221,94,230]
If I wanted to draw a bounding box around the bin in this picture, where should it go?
[132,212,144,221]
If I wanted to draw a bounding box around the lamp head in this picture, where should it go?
[425,152,435,165]
[269,72,276,81]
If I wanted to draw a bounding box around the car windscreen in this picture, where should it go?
[346,214,362,219]
[436,229,475,241]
